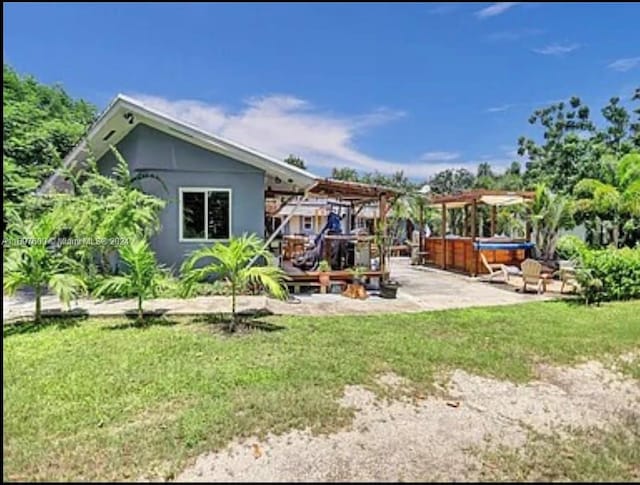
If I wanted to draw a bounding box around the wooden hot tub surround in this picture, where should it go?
[419,190,536,276]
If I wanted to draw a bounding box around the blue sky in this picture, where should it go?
[4,2,639,179]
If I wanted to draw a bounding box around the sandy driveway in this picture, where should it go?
[176,356,639,482]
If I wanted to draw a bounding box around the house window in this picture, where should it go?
[303,216,313,231]
[180,188,231,241]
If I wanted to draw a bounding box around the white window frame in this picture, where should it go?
[178,187,232,242]
[302,216,313,231]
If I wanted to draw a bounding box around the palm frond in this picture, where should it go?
[48,273,87,307]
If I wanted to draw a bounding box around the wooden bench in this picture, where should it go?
[389,245,408,257]
[416,251,429,265]
[287,281,322,294]
[287,279,350,295]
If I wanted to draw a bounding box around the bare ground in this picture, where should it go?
[176,357,640,482]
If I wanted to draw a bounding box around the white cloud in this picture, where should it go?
[486,104,515,113]
[607,57,640,72]
[130,93,467,178]
[475,2,520,19]
[532,43,581,56]
[420,151,461,162]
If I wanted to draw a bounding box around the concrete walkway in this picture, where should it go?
[3,258,554,323]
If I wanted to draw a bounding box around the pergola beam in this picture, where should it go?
[429,189,535,206]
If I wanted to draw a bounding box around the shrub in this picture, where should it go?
[576,246,640,304]
[556,235,588,262]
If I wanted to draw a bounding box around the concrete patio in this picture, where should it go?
[3,258,559,324]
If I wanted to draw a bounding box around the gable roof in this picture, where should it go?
[40,94,318,194]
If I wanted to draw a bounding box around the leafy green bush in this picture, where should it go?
[577,246,640,304]
[556,235,588,261]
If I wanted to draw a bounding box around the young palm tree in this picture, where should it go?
[530,184,575,261]
[3,213,86,323]
[180,234,289,331]
[94,239,171,322]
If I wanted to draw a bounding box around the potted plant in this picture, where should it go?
[350,265,366,285]
[317,260,331,287]
[379,279,400,299]
[373,218,391,279]
[343,265,368,299]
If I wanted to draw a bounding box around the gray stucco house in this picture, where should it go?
[43,95,318,269]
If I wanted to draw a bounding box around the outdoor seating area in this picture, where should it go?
[265,178,402,295]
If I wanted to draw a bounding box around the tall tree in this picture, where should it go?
[3,64,96,222]
[428,168,475,195]
[597,96,632,156]
[518,96,595,194]
[474,162,497,189]
[283,154,307,170]
[630,87,640,150]
[331,167,359,181]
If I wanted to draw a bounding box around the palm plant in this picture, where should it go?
[180,234,289,331]
[94,239,172,322]
[388,195,413,244]
[3,213,86,323]
[530,184,575,261]
[574,152,640,247]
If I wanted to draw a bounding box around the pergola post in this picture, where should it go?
[463,205,469,237]
[471,198,477,276]
[490,205,497,237]
[419,197,425,253]
[441,202,447,270]
[379,193,388,277]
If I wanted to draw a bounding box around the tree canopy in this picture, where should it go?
[283,154,307,170]
[3,64,97,222]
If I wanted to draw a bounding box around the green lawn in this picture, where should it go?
[3,301,640,481]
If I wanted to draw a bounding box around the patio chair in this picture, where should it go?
[479,252,509,282]
[521,258,546,294]
[557,261,578,294]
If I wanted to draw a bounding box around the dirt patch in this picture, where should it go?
[176,361,640,482]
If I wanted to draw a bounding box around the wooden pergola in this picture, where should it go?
[420,190,535,275]
[264,178,403,279]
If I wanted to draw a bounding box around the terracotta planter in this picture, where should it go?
[319,272,331,287]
